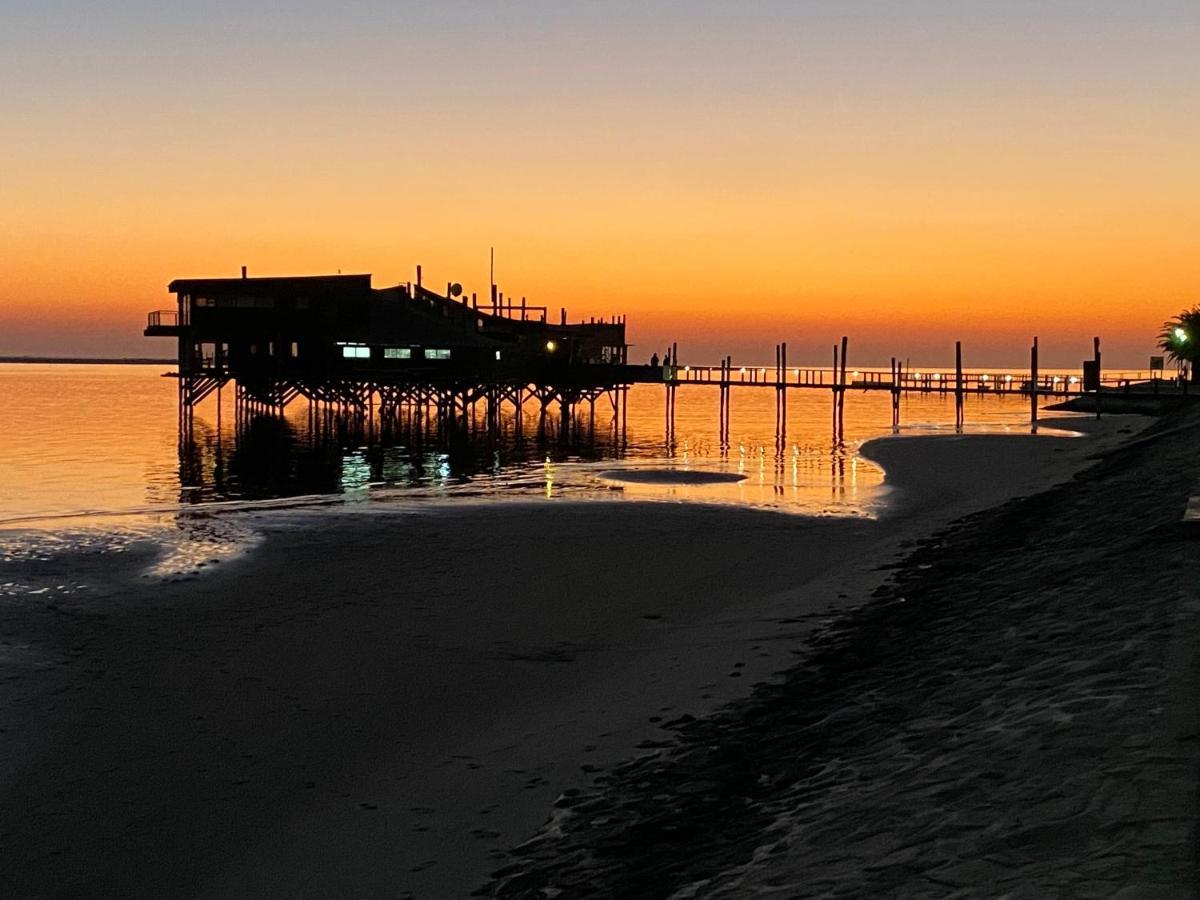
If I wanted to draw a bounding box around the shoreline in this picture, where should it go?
[0,414,1157,896]
[487,407,1200,896]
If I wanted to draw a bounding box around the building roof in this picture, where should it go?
[168,274,372,294]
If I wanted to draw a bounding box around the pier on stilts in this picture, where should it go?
[145,270,1138,481]
[146,271,637,467]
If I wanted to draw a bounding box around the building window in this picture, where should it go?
[195,297,215,308]
[424,348,451,360]
[340,344,370,359]
[290,342,299,357]
[383,347,412,359]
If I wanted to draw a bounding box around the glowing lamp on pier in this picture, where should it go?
[1004,374,1013,382]
[932,373,941,380]
[980,374,990,382]
[1068,376,1078,385]
[545,340,557,352]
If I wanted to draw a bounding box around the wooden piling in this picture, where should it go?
[837,336,848,441]
[832,343,839,438]
[954,341,964,430]
[1030,336,1039,431]
[890,356,900,429]
[779,342,788,443]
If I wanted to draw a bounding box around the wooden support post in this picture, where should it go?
[777,343,787,446]
[1093,336,1102,420]
[1031,336,1039,431]
[837,336,848,442]
[779,341,788,443]
[954,341,964,430]
[891,356,900,429]
[832,343,839,439]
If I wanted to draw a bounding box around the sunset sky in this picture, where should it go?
[2,1,1197,367]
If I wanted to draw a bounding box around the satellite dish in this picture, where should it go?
[449,283,463,298]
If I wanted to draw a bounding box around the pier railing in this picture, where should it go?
[664,364,1150,395]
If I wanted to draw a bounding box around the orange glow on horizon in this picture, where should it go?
[2,5,1197,366]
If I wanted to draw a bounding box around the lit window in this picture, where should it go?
[290,342,299,357]
[424,348,451,360]
[384,347,412,359]
[495,350,502,360]
[340,345,370,359]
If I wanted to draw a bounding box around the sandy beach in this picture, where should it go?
[4,412,1195,898]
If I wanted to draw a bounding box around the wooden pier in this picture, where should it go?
[146,269,1150,464]
[658,334,1126,445]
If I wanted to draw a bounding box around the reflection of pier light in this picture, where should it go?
[543,455,554,498]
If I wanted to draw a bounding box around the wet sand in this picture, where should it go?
[488,408,1200,897]
[0,415,1167,897]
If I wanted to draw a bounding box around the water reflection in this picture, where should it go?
[0,365,1070,528]
[182,395,882,515]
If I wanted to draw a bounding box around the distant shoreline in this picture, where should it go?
[0,356,174,365]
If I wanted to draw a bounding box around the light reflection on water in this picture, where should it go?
[0,363,1072,541]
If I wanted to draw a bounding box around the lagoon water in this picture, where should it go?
[0,362,1062,531]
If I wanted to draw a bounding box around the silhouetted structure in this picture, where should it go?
[145,270,641,444]
[145,271,1138,455]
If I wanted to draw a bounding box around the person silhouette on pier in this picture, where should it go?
[650,352,659,368]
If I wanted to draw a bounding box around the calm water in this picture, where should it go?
[0,363,1066,530]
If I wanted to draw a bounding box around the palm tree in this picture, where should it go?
[1158,306,1200,383]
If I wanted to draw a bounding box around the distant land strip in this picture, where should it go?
[0,356,174,365]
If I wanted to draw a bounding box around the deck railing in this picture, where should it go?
[147,310,178,328]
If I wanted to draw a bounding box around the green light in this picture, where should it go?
[1175,327,1188,343]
